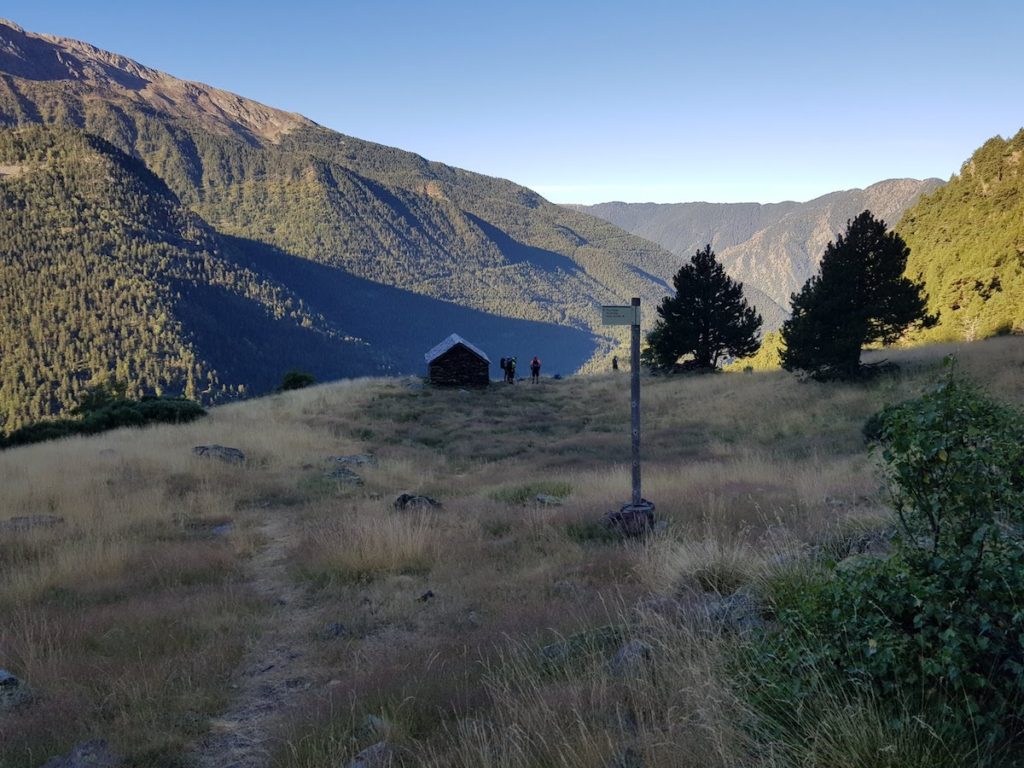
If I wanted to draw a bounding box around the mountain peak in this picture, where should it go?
[0,18,316,143]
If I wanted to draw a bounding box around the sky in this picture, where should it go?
[4,1,1022,204]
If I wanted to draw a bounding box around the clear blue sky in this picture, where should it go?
[4,1,1022,204]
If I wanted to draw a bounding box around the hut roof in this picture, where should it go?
[424,333,491,364]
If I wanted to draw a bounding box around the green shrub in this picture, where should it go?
[279,369,316,391]
[743,361,1024,758]
[1,394,206,449]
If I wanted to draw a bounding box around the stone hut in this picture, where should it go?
[424,333,490,387]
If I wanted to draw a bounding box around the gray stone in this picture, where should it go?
[324,622,348,639]
[325,466,364,485]
[192,444,245,464]
[607,639,654,676]
[534,494,563,506]
[393,493,441,510]
[703,586,764,634]
[328,454,378,467]
[346,740,391,768]
[40,739,119,768]
[603,501,656,538]
[0,515,64,532]
[0,668,33,712]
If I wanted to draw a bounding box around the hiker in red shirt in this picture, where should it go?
[530,355,541,383]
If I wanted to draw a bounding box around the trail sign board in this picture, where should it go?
[601,305,640,326]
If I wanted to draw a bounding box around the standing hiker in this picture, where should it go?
[612,355,619,371]
[499,357,507,382]
[530,355,541,383]
[506,357,517,383]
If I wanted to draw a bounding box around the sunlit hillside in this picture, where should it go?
[2,337,1023,768]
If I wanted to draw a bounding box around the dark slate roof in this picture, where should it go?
[424,333,491,364]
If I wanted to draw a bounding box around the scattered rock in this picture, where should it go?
[534,494,563,506]
[192,444,246,464]
[328,454,378,467]
[0,668,33,712]
[703,586,764,634]
[324,622,348,639]
[40,739,119,768]
[393,493,441,510]
[418,590,435,602]
[324,466,364,485]
[607,639,654,677]
[465,610,481,628]
[0,515,64,532]
[346,740,391,768]
[551,579,584,598]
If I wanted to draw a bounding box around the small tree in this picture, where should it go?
[278,369,316,391]
[781,210,936,380]
[643,245,762,371]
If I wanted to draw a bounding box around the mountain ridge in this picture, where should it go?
[572,177,944,325]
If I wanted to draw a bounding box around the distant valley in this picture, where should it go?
[571,178,944,328]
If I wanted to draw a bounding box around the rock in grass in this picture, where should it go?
[192,444,245,464]
[324,622,348,639]
[0,514,64,532]
[325,466,364,485]
[393,493,441,510]
[0,668,33,712]
[703,586,764,634]
[607,639,654,677]
[534,494,563,506]
[40,739,119,768]
[346,740,391,768]
[328,454,378,467]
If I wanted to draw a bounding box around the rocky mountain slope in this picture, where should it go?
[574,178,943,325]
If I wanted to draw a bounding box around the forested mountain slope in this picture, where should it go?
[0,18,683,429]
[0,18,672,330]
[0,126,393,432]
[897,129,1024,341]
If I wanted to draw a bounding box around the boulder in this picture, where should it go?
[702,586,764,634]
[0,668,33,712]
[192,444,245,464]
[393,493,441,510]
[40,739,119,768]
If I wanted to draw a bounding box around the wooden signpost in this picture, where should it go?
[601,297,655,533]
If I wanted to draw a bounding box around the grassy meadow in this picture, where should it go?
[1,337,1023,767]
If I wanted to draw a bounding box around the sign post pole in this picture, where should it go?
[630,296,641,507]
[600,299,655,535]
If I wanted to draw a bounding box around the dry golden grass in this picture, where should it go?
[2,338,1022,767]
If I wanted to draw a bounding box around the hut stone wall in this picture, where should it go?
[428,344,489,386]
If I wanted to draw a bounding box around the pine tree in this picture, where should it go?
[643,245,762,371]
[780,210,936,380]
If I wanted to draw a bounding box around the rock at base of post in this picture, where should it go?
[603,499,656,538]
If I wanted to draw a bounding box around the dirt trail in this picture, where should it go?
[192,513,324,768]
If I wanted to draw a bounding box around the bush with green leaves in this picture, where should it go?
[744,362,1024,759]
[278,369,316,391]
[1,385,206,448]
